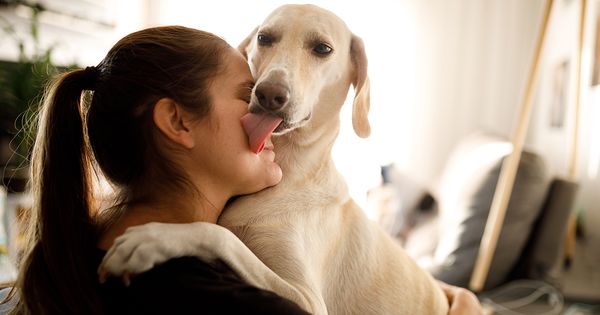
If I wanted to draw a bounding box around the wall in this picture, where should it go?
[0,0,150,66]
[398,0,542,185]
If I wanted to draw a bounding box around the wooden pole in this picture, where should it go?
[564,0,587,267]
[469,0,554,292]
[570,0,586,179]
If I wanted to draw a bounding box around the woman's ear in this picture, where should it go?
[153,98,195,149]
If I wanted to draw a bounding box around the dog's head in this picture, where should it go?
[239,4,370,138]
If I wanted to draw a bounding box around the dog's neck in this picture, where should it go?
[273,81,352,189]
[275,123,338,178]
[272,114,347,203]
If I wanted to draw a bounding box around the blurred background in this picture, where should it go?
[0,0,599,313]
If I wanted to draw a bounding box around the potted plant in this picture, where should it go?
[0,2,60,192]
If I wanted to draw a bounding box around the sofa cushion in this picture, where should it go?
[429,132,548,290]
[510,178,578,283]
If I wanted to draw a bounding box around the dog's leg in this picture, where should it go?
[98,222,314,312]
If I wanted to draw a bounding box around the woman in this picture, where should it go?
[9,25,307,314]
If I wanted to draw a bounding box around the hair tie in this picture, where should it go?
[81,66,100,90]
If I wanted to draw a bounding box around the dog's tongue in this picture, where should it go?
[241,113,283,154]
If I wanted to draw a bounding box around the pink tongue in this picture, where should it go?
[240,113,283,154]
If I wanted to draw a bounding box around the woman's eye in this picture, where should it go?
[242,89,252,103]
[257,34,273,46]
[313,43,333,56]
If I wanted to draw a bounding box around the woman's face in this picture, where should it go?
[189,48,283,197]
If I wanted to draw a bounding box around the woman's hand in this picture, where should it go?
[439,281,483,315]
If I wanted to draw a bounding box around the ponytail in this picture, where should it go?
[12,68,103,314]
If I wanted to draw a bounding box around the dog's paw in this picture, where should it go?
[98,221,221,284]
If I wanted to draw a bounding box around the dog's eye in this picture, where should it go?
[313,43,333,56]
[257,34,273,46]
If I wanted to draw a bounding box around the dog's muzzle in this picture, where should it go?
[255,81,290,111]
[250,70,311,134]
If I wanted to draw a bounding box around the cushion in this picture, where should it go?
[510,178,579,283]
[428,132,549,290]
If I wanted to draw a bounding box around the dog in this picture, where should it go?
[100,5,449,314]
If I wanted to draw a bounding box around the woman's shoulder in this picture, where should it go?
[97,253,310,314]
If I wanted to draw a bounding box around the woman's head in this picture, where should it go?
[13,25,281,314]
[88,26,281,205]
[87,26,228,201]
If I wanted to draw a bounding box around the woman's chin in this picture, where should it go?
[238,163,282,196]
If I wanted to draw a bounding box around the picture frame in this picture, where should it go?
[549,60,570,128]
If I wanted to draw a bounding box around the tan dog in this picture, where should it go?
[101,5,449,314]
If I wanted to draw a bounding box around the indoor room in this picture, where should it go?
[0,0,598,314]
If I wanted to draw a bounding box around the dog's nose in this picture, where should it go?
[255,82,290,111]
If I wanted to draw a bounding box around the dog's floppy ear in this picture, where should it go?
[238,27,258,60]
[350,34,371,138]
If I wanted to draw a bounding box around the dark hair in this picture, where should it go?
[8,26,230,314]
